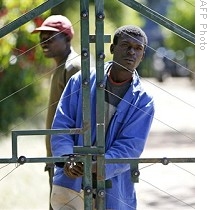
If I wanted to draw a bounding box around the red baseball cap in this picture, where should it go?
[32,15,74,39]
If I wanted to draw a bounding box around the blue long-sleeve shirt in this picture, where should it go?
[51,61,155,209]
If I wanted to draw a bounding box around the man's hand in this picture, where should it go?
[64,162,84,179]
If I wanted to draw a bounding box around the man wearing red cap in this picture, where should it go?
[32,14,81,210]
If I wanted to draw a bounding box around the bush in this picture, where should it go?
[0,62,38,133]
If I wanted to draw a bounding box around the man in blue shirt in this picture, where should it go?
[50,25,155,210]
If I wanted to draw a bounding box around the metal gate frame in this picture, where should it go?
[0,0,195,209]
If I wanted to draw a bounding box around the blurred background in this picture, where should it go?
[0,0,195,209]
[0,0,195,133]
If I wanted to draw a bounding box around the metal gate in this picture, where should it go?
[0,0,195,209]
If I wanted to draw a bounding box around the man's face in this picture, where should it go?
[39,31,68,58]
[111,33,145,72]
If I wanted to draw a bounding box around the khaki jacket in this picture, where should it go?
[45,48,81,156]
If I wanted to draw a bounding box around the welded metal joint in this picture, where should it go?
[83,79,89,86]
[84,186,93,195]
[81,11,89,19]
[17,156,27,165]
[67,154,75,163]
[81,49,89,58]
[96,12,105,20]
[98,82,104,89]
[97,189,105,198]
[161,157,169,165]
[132,169,140,178]
[98,52,105,60]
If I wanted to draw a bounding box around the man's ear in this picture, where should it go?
[141,51,145,61]
[110,44,114,54]
[66,35,71,42]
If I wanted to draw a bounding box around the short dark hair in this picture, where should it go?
[113,25,148,50]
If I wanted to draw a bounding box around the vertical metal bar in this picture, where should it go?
[94,0,106,209]
[11,131,18,160]
[80,0,93,209]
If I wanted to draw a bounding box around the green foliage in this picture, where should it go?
[0,62,37,132]
[162,0,195,78]
[0,0,52,133]
[1,0,195,134]
[163,0,195,49]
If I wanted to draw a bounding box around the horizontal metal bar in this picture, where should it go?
[74,146,105,154]
[12,128,86,136]
[89,35,111,43]
[0,157,67,164]
[0,156,195,164]
[0,158,17,164]
[106,157,195,164]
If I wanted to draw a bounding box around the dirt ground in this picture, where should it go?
[0,77,195,210]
